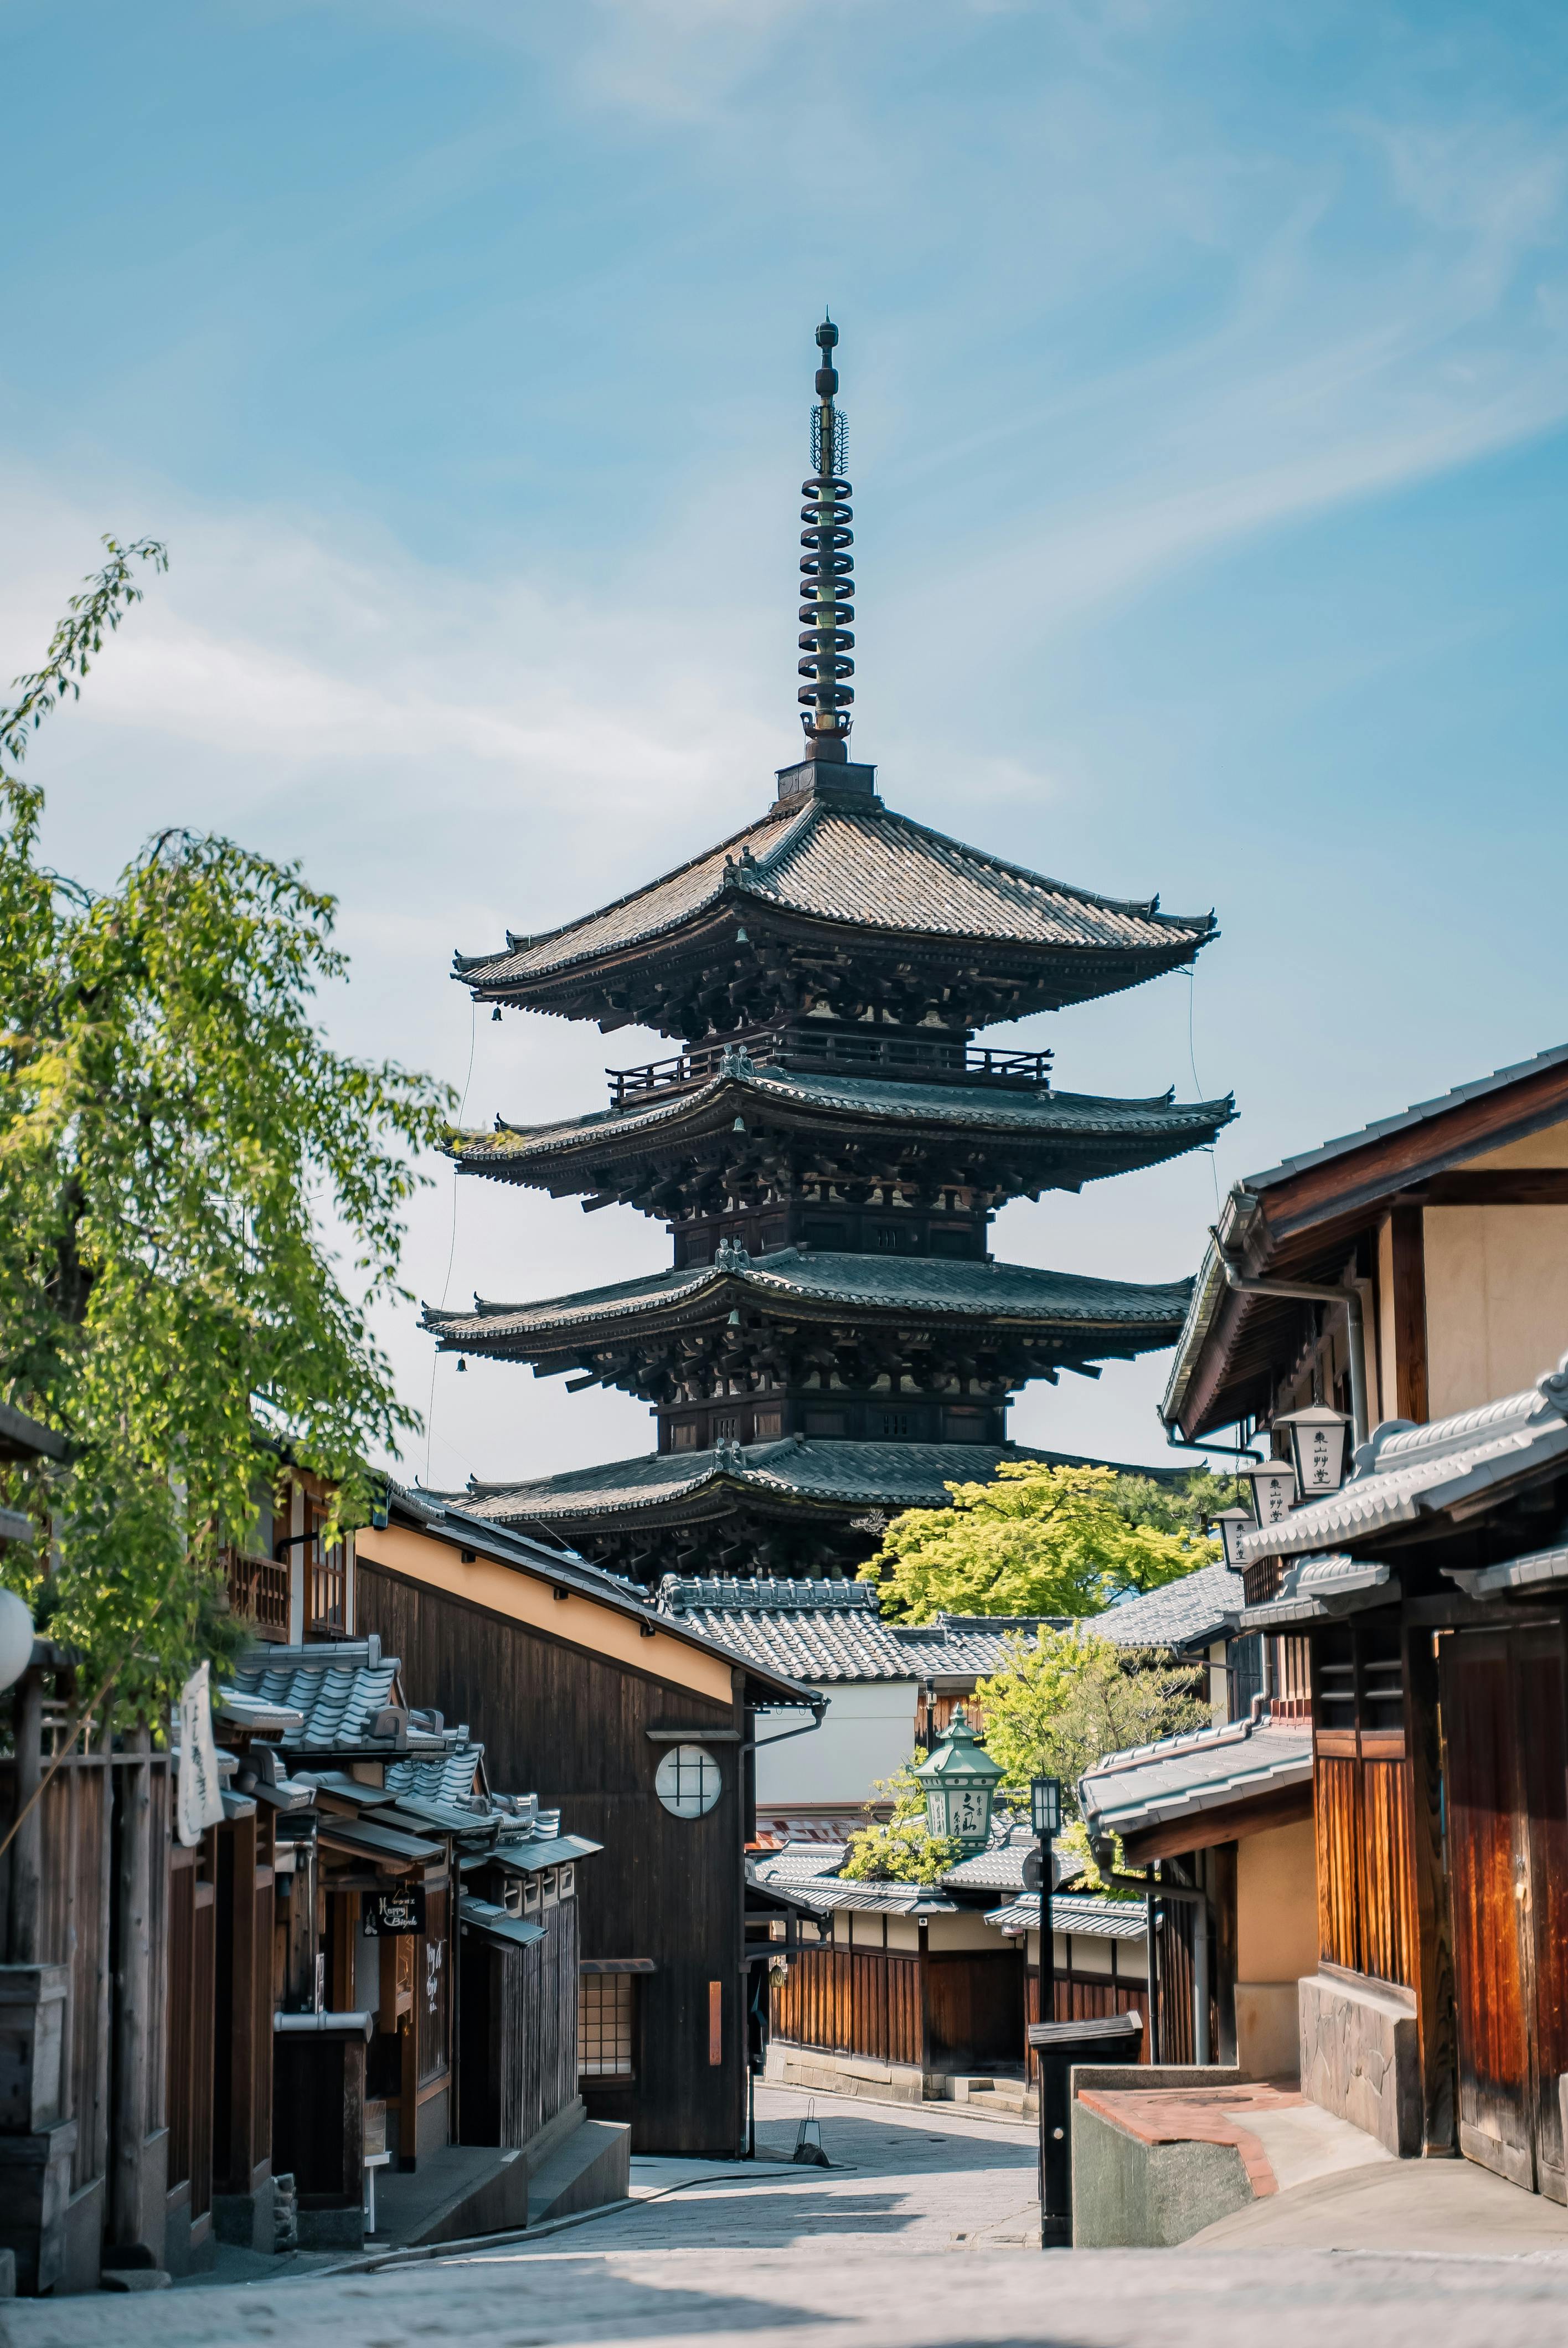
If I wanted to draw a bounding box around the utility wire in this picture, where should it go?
[425,1000,478,1490]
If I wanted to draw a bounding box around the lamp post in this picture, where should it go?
[1272,1403,1353,1497]
[914,1706,1003,1854]
[1208,1507,1252,1568]
[1030,1775,1062,2028]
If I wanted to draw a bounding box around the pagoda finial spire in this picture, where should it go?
[797,313,854,761]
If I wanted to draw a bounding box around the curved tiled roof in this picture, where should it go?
[665,1600,915,1682]
[1080,1714,1313,1846]
[1233,1357,1568,1566]
[457,1064,1233,1173]
[426,1247,1192,1347]
[1094,1561,1241,1652]
[986,1893,1148,1940]
[229,1656,399,1748]
[463,1437,1086,1525]
[384,1747,484,1805]
[457,796,1214,989]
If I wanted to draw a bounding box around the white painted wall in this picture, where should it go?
[754,1680,920,1806]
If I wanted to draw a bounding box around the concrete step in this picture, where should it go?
[528,2117,631,2226]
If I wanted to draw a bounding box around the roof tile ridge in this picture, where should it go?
[460,806,796,973]
[867,804,1218,936]
[729,794,821,894]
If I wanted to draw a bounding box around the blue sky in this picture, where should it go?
[6,0,1568,1486]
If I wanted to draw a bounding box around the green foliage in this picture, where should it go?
[859,1462,1217,1624]
[0,542,453,1713]
[974,1625,1209,1818]
[1108,1466,1242,1536]
[840,1750,957,1884]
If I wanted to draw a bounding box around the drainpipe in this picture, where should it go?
[1219,1254,1370,1448]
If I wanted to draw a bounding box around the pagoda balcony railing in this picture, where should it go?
[608,1028,1052,1107]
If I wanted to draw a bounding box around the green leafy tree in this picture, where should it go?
[839,1751,957,1885]
[860,1461,1216,1624]
[0,540,453,1713]
[977,1626,1208,1820]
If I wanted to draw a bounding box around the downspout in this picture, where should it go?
[1219,1254,1370,1448]
[1160,1416,1262,1465]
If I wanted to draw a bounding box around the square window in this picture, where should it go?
[578,1974,635,2079]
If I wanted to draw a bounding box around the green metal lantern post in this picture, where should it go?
[915,1706,1004,1854]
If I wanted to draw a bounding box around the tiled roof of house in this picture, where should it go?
[426,1248,1192,1350]
[747,1845,960,1916]
[1094,1561,1242,1652]
[1079,1714,1313,1849]
[383,1747,486,1805]
[653,1576,1070,1683]
[1234,1355,1568,1566]
[986,1892,1149,1940]
[941,1823,1057,1893]
[458,1063,1231,1172]
[229,1649,407,1752]
[1236,1041,1568,1198]
[456,798,1215,991]
[657,1584,913,1681]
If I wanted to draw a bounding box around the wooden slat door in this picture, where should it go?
[1516,1633,1568,2205]
[1442,1628,1568,2197]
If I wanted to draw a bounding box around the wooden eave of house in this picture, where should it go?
[364,1488,821,1714]
[1079,1713,1315,1867]
[1163,1042,1568,1441]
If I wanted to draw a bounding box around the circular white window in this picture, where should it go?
[655,1744,723,1819]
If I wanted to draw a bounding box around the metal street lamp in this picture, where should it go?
[1030,1775,1062,2032]
[915,1706,1003,1853]
[1272,1403,1353,1498]
[1208,1507,1252,1568]
[1237,1454,1297,1532]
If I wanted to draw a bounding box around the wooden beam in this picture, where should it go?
[1118,1777,1314,1865]
[1390,1206,1428,1424]
[1412,1168,1568,1206]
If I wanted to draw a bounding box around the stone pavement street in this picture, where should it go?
[4,2086,1568,2348]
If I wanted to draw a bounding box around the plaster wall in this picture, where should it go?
[1423,1201,1568,1419]
[753,1683,918,1807]
[1235,1819,1317,2082]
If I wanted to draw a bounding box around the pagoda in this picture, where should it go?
[427,321,1231,1579]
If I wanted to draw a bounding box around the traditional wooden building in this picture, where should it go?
[348,1486,822,2155]
[753,1824,1148,2104]
[1162,1040,1568,1451]
[1231,1358,1568,2198]
[426,320,1230,1579]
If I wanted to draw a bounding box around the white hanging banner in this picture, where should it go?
[177,1661,224,1847]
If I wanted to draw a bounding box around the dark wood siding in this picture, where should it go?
[1441,1626,1568,2199]
[772,1948,921,2067]
[357,1560,746,2156]
[459,1892,579,2150]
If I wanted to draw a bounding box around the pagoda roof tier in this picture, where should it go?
[460,1436,1113,1533]
[424,1247,1190,1397]
[454,794,1216,1037]
[454,1058,1234,1207]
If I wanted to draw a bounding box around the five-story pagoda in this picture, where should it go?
[427,321,1231,1579]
